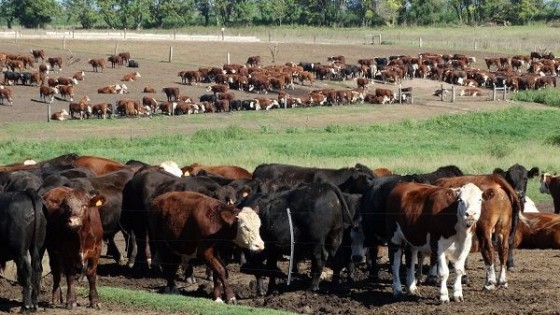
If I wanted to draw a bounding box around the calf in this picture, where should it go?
[107,55,123,68]
[540,173,560,214]
[148,191,264,302]
[386,182,484,302]
[39,86,59,103]
[51,109,70,121]
[0,86,14,105]
[43,187,105,309]
[31,49,45,62]
[0,189,46,312]
[88,58,105,72]
[47,57,63,72]
[162,87,180,101]
[143,86,156,93]
[118,52,131,64]
[91,103,113,119]
[58,84,75,101]
[207,84,229,95]
[73,71,85,81]
[246,55,261,67]
[514,213,560,249]
[121,71,141,82]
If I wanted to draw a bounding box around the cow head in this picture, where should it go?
[43,187,105,230]
[494,164,539,203]
[456,183,484,228]
[229,207,264,252]
[540,172,554,194]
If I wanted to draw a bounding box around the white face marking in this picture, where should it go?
[540,173,551,194]
[457,183,483,228]
[234,207,264,251]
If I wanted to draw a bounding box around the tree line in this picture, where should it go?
[0,0,558,30]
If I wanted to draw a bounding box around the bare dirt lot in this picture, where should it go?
[1,39,559,315]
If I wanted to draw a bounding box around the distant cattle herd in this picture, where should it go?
[1,153,559,311]
[0,47,558,120]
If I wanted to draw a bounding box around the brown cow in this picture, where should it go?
[540,173,560,214]
[107,55,123,68]
[386,182,484,302]
[357,78,370,90]
[246,55,261,67]
[97,84,127,94]
[72,155,126,176]
[514,213,560,249]
[121,71,141,81]
[91,103,113,119]
[73,71,85,81]
[143,86,156,93]
[47,57,63,72]
[182,163,252,179]
[68,96,91,119]
[148,191,264,302]
[58,84,75,101]
[31,49,45,62]
[162,87,180,101]
[39,86,59,103]
[118,52,131,64]
[88,58,105,72]
[51,109,69,121]
[57,77,78,86]
[0,86,14,105]
[142,96,159,113]
[206,84,229,94]
[43,187,104,310]
[435,175,524,290]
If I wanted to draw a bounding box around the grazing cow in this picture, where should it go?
[68,96,91,120]
[357,78,370,90]
[58,84,75,101]
[182,163,252,180]
[31,49,45,62]
[514,213,560,249]
[149,191,264,302]
[47,57,63,72]
[142,96,159,114]
[435,175,523,290]
[51,109,70,121]
[179,70,201,85]
[73,71,85,81]
[121,71,141,81]
[91,103,113,119]
[207,84,229,95]
[128,60,139,68]
[375,88,395,103]
[88,58,105,72]
[0,189,46,312]
[39,86,59,103]
[0,86,14,105]
[118,52,131,64]
[386,182,484,302]
[42,187,104,310]
[162,87,180,101]
[143,86,156,93]
[240,182,354,294]
[57,77,78,86]
[246,56,261,67]
[107,55,123,68]
[298,71,314,86]
[540,173,560,214]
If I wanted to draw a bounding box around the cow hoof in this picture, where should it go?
[439,296,450,304]
[483,283,496,291]
[227,298,237,305]
[453,294,464,302]
[163,286,180,295]
[89,303,102,310]
[214,298,224,303]
[118,258,127,266]
[507,266,516,272]
[461,275,468,285]
[498,282,508,289]
[66,302,77,310]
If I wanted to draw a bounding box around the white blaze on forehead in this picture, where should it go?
[457,183,483,224]
[234,207,264,251]
[540,173,552,194]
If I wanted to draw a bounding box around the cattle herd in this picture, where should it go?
[0,48,558,120]
[1,153,560,312]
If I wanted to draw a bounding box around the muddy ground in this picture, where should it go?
[0,39,559,314]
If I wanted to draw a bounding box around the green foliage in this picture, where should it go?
[512,89,560,107]
[18,0,61,28]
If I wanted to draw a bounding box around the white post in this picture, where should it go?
[419,37,422,48]
[221,27,225,41]
[114,41,119,55]
[451,85,456,102]
[169,46,173,63]
[226,52,230,65]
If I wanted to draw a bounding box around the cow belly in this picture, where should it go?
[439,234,472,263]
[391,224,432,254]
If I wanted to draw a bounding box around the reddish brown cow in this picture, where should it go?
[39,86,59,103]
[107,55,123,68]
[148,191,264,302]
[143,86,156,93]
[31,49,45,61]
[68,96,91,119]
[97,85,120,94]
[206,84,229,94]
[47,57,63,72]
[182,163,253,179]
[142,96,159,113]
[118,52,131,64]
[0,86,14,105]
[540,173,560,214]
[435,175,523,290]
[179,70,202,85]
[57,77,78,86]
[72,155,126,176]
[91,103,112,119]
[514,213,560,249]
[88,58,105,72]
[43,187,105,309]
[375,88,395,103]
[357,78,370,90]
[58,84,75,101]
[298,71,314,86]
[386,182,484,302]
[121,71,141,82]
[72,71,85,81]
[39,64,49,74]
[51,109,69,121]
[246,55,261,67]
[162,87,180,101]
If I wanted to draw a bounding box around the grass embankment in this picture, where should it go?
[1,106,559,200]
[512,89,560,108]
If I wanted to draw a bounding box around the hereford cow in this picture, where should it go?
[0,86,14,105]
[58,85,75,101]
[42,187,105,310]
[47,57,63,72]
[0,189,46,312]
[540,173,560,214]
[162,87,180,101]
[68,96,91,120]
[386,182,484,302]
[51,109,69,121]
[39,86,59,103]
[143,86,156,93]
[435,175,524,290]
[148,191,264,302]
[121,71,141,82]
[207,84,229,95]
[73,71,85,81]
[97,84,127,94]
[88,58,105,72]
[91,103,113,119]
[31,49,45,62]
[514,213,560,249]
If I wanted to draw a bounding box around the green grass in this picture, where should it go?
[93,286,294,315]
[512,89,560,107]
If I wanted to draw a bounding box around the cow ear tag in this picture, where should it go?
[184,171,190,177]
[95,199,103,207]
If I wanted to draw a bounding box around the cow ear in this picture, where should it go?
[482,188,495,201]
[89,194,106,208]
[220,209,237,225]
[493,168,506,178]
[528,167,540,178]
[241,186,252,198]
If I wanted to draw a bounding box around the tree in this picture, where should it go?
[18,0,61,28]
[375,0,405,25]
[195,0,212,26]
[0,0,19,29]
[63,0,98,29]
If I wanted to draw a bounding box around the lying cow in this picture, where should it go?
[148,191,264,302]
[121,71,141,82]
[51,109,70,121]
[514,213,560,249]
[43,187,105,310]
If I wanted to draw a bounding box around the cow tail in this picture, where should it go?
[328,183,354,228]
[25,188,44,301]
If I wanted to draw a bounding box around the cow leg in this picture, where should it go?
[65,272,77,310]
[405,248,420,296]
[265,249,282,296]
[126,230,138,268]
[30,246,45,311]
[496,232,509,288]
[367,243,380,281]
[14,252,33,312]
[478,228,497,290]
[87,257,101,309]
[202,247,234,303]
[506,212,519,271]
[308,245,326,292]
[388,242,403,297]
[49,256,63,306]
[437,252,450,303]
[452,257,467,302]
[105,234,125,265]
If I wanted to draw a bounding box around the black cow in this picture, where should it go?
[199,94,217,103]
[0,189,47,312]
[493,163,539,270]
[252,163,375,194]
[0,171,42,192]
[128,60,139,68]
[240,182,354,294]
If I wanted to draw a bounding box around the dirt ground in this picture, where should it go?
[1,40,559,314]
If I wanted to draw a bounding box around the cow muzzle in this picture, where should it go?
[67,217,82,230]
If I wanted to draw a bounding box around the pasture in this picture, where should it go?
[1,29,560,315]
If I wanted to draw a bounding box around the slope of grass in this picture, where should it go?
[512,89,560,108]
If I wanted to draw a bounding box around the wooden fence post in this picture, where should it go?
[451,85,456,102]
[114,41,119,55]
[47,103,51,122]
[440,84,444,102]
[493,84,497,101]
[419,38,422,48]
[226,52,230,65]
[168,46,173,63]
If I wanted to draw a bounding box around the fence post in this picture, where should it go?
[493,84,497,101]
[379,34,382,44]
[419,38,422,48]
[14,31,17,44]
[440,84,444,102]
[474,40,477,51]
[114,41,119,55]
[226,52,230,65]
[168,46,173,63]
[451,85,456,102]
[503,86,507,100]
[62,36,66,50]
[268,31,271,42]
[398,84,402,104]
[47,103,51,122]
